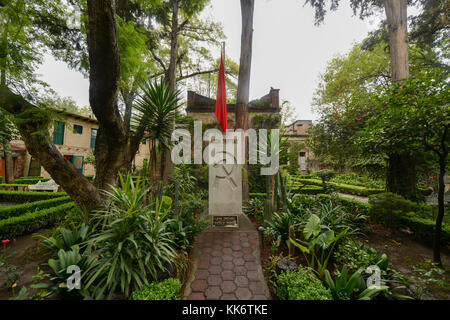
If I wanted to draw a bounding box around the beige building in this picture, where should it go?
[285,120,318,174]
[11,111,150,178]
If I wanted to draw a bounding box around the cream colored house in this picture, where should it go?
[11,111,150,178]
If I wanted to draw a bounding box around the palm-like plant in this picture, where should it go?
[132,79,183,175]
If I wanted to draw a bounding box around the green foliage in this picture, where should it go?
[410,259,448,300]
[243,197,265,219]
[323,266,388,300]
[41,223,91,253]
[132,79,183,167]
[0,202,75,239]
[0,196,71,220]
[265,212,297,242]
[9,177,50,184]
[316,169,335,183]
[0,190,67,203]
[277,268,332,300]
[333,239,386,273]
[330,172,384,189]
[369,192,416,226]
[131,278,181,300]
[84,174,177,299]
[290,213,349,277]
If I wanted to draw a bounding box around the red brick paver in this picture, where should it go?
[186,231,270,300]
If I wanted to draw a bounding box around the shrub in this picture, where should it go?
[0,202,76,239]
[277,267,332,300]
[295,185,324,195]
[368,192,416,226]
[0,196,72,220]
[0,191,67,203]
[316,169,335,184]
[84,174,177,299]
[315,194,371,217]
[131,278,181,300]
[14,177,50,185]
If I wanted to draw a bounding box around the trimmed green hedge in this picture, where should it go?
[399,212,450,245]
[368,192,449,245]
[296,178,384,196]
[0,202,76,239]
[14,177,50,185]
[0,191,67,203]
[0,184,29,188]
[277,268,332,300]
[316,193,371,217]
[0,196,72,220]
[295,185,324,195]
[131,278,181,300]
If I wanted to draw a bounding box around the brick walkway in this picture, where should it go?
[184,230,271,300]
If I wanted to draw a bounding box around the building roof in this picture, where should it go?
[53,109,99,124]
[186,88,281,113]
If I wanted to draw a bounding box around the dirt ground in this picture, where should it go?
[358,223,450,300]
[249,215,450,300]
[0,232,52,300]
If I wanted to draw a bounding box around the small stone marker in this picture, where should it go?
[212,215,239,228]
[276,260,298,274]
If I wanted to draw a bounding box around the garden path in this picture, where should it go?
[183,216,271,300]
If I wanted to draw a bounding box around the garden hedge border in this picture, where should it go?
[316,193,449,245]
[0,202,76,239]
[0,191,67,203]
[0,196,72,220]
[14,177,50,185]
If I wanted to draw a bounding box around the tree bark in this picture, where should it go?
[383,0,417,200]
[433,156,446,265]
[162,0,180,184]
[236,0,254,201]
[4,145,13,183]
[87,0,128,192]
[0,87,102,209]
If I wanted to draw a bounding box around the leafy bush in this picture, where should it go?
[368,192,428,227]
[295,185,324,195]
[331,173,384,189]
[296,178,384,196]
[323,266,388,300]
[290,214,348,277]
[131,278,181,300]
[0,191,67,203]
[315,194,371,217]
[291,195,367,236]
[41,223,91,253]
[316,169,335,184]
[0,202,75,239]
[14,177,50,185]
[333,239,389,273]
[265,212,298,242]
[244,197,265,218]
[84,174,177,299]
[277,268,332,300]
[0,196,72,220]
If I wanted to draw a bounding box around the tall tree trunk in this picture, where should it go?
[433,156,446,265]
[236,0,254,201]
[4,145,13,183]
[384,0,417,200]
[87,0,128,193]
[162,0,180,184]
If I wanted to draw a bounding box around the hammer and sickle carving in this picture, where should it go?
[212,151,237,190]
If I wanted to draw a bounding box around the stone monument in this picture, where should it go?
[208,138,242,227]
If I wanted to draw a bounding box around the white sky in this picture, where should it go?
[37,0,381,122]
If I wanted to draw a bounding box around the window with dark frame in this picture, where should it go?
[73,124,83,134]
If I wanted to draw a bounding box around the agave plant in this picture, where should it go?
[132,79,183,172]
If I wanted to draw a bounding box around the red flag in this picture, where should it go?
[215,54,227,132]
